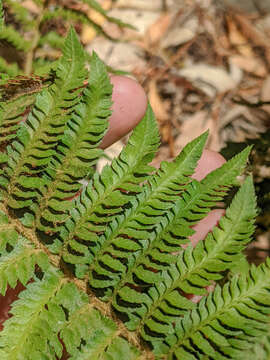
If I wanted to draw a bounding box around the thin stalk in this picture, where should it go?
[24,10,44,75]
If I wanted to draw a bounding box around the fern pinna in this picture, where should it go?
[0,23,270,360]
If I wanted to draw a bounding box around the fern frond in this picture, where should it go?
[112,176,256,337]
[0,27,87,211]
[0,208,49,294]
[33,58,59,76]
[0,260,140,360]
[42,7,116,41]
[156,257,270,360]
[4,0,34,30]
[61,104,160,269]
[110,146,251,296]
[238,326,270,360]
[38,31,65,50]
[0,269,64,359]
[0,57,20,77]
[0,0,134,80]
[0,25,31,51]
[0,238,49,295]
[0,1,4,29]
[87,132,208,298]
[0,93,37,152]
[61,306,140,360]
[0,23,269,360]
[158,146,252,249]
[34,51,112,235]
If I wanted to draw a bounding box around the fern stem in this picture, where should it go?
[24,9,44,75]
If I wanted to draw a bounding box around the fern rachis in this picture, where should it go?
[0,17,270,360]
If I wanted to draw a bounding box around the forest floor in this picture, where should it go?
[85,0,270,264]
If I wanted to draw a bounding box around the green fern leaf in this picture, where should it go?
[34,50,112,235]
[238,327,270,360]
[0,269,64,359]
[32,58,60,77]
[112,176,256,336]
[4,0,34,30]
[110,146,251,299]
[0,208,49,294]
[0,57,20,77]
[0,93,36,151]
[0,25,31,51]
[38,31,65,50]
[1,25,270,360]
[0,0,135,78]
[87,132,208,297]
[0,0,3,29]
[41,7,116,41]
[157,257,270,359]
[61,306,139,360]
[0,27,87,211]
[0,264,140,360]
[0,237,49,294]
[61,104,160,268]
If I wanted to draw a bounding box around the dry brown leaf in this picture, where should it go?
[226,15,254,57]
[175,110,221,152]
[255,234,269,250]
[174,111,210,149]
[178,63,242,97]
[161,27,195,48]
[230,55,267,77]
[116,0,165,11]
[261,75,270,114]
[145,12,172,47]
[21,0,39,14]
[233,12,270,66]
[220,103,267,145]
[148,79,170,122]
[150,145,173,169]
[97,140,123,173]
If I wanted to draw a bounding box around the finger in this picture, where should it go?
[189,149,226,247]
[192,149,226,181]
[186,284,215,303]
[186,150,226,303]
[187,209,225,303]
[100,75,148,149]
[189,208,226,247]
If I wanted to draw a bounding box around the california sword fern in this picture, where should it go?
[0,17,270,360]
